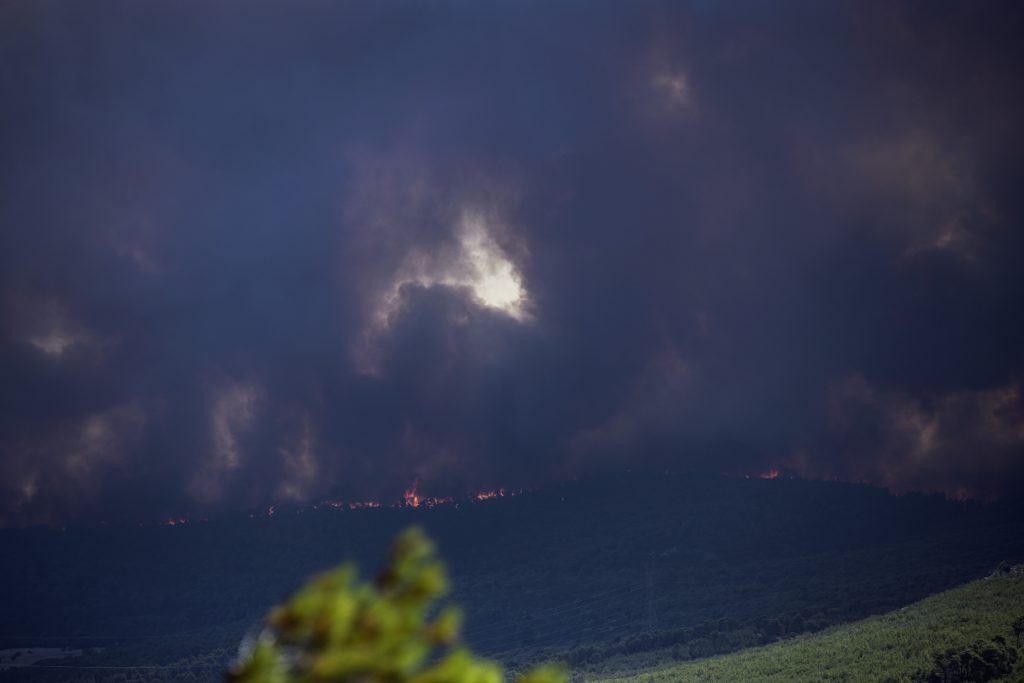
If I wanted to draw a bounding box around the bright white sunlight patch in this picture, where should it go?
[453,212,527,318]
[376,210,529,326]
[352,209,530,376]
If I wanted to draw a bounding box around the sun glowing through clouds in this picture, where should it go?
[376,209,529,323]
[354,207,531,375]
[454,212,527,317]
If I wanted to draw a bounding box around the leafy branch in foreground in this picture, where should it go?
[227,527,566,683]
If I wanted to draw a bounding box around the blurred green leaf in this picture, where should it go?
[227,527,565,683]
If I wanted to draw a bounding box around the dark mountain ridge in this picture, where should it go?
[1,474,1022,680]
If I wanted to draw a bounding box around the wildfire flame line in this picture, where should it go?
[159,483,521,526]
[160,471,798,527]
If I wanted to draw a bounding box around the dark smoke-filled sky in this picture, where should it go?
[2,0,1023,524]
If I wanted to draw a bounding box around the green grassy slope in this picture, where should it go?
[598,570,1024,683]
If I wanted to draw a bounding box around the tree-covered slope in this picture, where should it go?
[1,475,1022,681]
[598,569,1024,683]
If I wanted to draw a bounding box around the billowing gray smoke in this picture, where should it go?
[2,0,1023,524]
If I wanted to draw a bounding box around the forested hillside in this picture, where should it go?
[599,568,1024,682]
[2,475,1022,682]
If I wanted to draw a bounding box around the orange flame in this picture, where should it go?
[404,480,422,508]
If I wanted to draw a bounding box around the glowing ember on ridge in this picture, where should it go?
[404,480,422,508]
[402,480,457,508]
[159,485,524,524]
[347,500,382,510]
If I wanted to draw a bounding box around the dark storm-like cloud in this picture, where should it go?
[1,0,1023,524]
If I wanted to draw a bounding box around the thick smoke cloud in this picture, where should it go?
[1,0,1023,524]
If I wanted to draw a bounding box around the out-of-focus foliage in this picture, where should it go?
[226,527,566,683]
